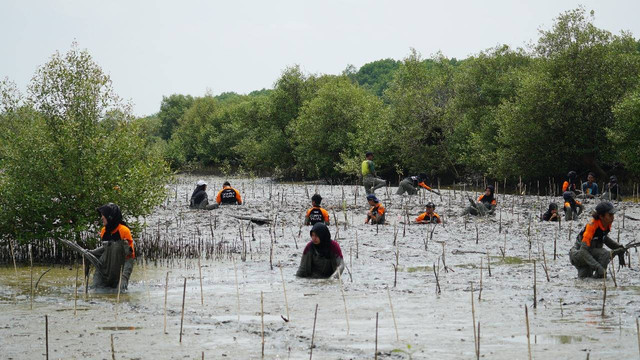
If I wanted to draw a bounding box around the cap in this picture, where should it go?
[365,151,373,157]
[366,194,378,202]
[595,202,617,215]
[196,180,207,186]
[426,202,435,209]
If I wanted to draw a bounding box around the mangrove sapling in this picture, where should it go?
[179,277,186,343]
[279,263,290,322]
[475,224,479,245]
[310,304,318,360]
[486,249,491,277]
[553,229,558,261]
[433,260,441,294]
[609,260,617,287]
[471,282,478,359]
[387,286,399,342]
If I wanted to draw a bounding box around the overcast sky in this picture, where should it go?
[2,0,639,116]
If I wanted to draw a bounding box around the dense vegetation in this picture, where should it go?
[0,44,170,243]
[141,9,640,184]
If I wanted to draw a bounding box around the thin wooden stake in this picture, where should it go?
[261,291,265,358]
[142,253,150,302]
[479,258,483,301]
[233,255,241,323]
[601,271,607,317]
[338,271,350,335]
[83,256,88,301]
[477,322,481,360]
[74,264,79,316]
[45,314,49,360]
[179,277,187,343]
[387,287,399,341]
[198,257,204,306]
[636,317,639,357]
[310,304,318,360]
[471,283,478,358]
[111,333,116,360]
[542,246,550,282]
[164,271,170,334]
[279,263,290,322]
[375,312,379,360]
[9,239,17,278]
[115,265,123,321]
[29,245,33,310]
[525,306,532,360]
[533,260,537,309]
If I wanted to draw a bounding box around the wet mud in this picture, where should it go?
[1,175,640,359]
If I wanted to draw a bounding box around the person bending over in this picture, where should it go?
[305,193,330,226]
[361,151,386,195]
[365,194,386,225]
[569,202,626,278]
[397,173,440,196]
[296,223,345,279]
[216,181,243,205]
[563,191,584,221]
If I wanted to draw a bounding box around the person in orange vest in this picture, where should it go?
[87,203,135,290]
[463,185,497,216]
[415,202,441,224]
[569,202,626,278]
[365,194,386,224]
[216,181,243,205]
[562,171,580,194]
[305,194,330,226]
[563,191,584,221]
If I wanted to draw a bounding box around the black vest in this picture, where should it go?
[308,208,325,225]
[220,188,238,204]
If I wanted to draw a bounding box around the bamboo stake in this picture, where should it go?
[74,264,79,316]
[525,306,532,360]
[164,271,170,334]
[487,250,491,277]
[533,260,537,309]
[479,258,483,301]
[179,277,186,343]
[471,283,478,358]
[387,287,399,341]
[636,317,639,358]
[111,333,116,360]
[601,272,607,317]
[45,314,49,360]
[477,322,481,360]
[310,304,318,360]
[375,312,379,360]
[279,263,290,322]
[198,257,204,306]
[233,255,241,323]
[338,270,350,335]
[261,291,265,358]
[29,245,33,310]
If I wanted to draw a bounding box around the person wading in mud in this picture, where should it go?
[415,202,441,224]
[216,181,243,205]
[462,185,497,216]
[361,151,386,195]
[581,172,599,199]
[365,194,386,224]
[541,202,559,222]
[569,202,626,278]
[85,203,135,290]
[562,170,580,194]
[189,180,219,210]
[563,191,584,221]
[602,175,622,201]
[305,194,330,226]
[396,173,440,196]
[296,223,345,279]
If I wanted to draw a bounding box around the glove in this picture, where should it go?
[611,247,626,257]
[619,252,626,267]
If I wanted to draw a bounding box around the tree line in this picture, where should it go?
[138,7,640,185]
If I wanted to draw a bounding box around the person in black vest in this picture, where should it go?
[216,181,243,205]
[189,180,218,210]
[396,173,440,196]
[569,202,626,278]
[305,194,330,226]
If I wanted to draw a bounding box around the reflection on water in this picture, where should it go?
[507,334,593,344]
[98,326,141,331]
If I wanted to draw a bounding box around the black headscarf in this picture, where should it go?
[481,185,495,204]
[191,184,207,199]
[97,203,125,234]
[310,223,333,259]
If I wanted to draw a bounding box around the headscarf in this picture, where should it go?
[310,223,333,259]
[481,185,495,204]
[97,203,125,235]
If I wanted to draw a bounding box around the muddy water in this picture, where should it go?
[1,176,640,359]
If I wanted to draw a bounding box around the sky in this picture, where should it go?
[2,0,639,117]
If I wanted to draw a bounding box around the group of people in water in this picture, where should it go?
[78,154,629,289]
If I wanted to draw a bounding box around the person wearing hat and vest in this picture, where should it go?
[581,172,599,199]
[463,185,497,216]
[569,202,626,278]
[396,173,440,196]
[541,202,559,222]
[602,175,623,201]
[305,194,330,226]
[563,191,584,221]
[86,203,135,290]
[216,181,243,205]
[190,180,219,210]
[365,194,386,224]
[361,151,386,195]
[415,202,441,224]
[296,223,345,279]
[562,171,580,194]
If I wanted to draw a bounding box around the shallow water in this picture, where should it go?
[1,176,639,359]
